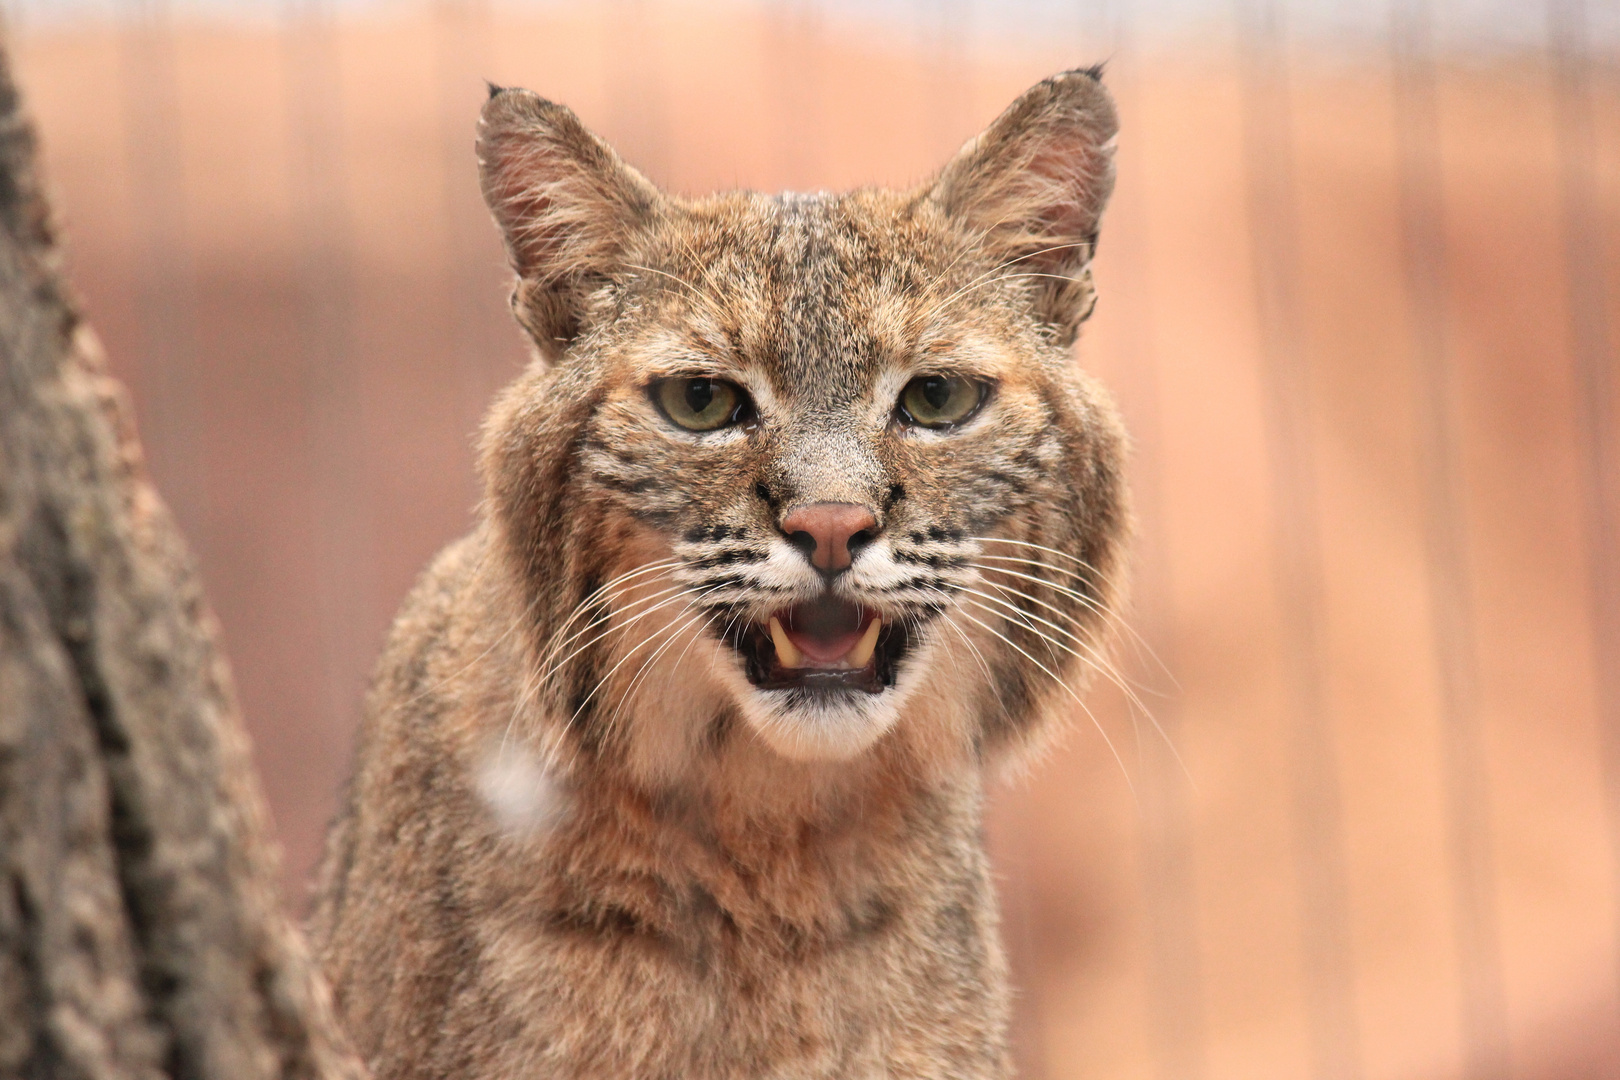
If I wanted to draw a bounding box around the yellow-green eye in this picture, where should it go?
[653,377,747,432]
[898,375,986,429]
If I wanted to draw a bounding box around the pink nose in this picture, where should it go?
[781,502,879,574]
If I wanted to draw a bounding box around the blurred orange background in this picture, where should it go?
[8,2,1620,1078]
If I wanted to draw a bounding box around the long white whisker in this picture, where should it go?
[917,241,1094,327]
[906,579,1003,704]
[969,572,1132,675]
[971,553,1104,599]
[968,574,1098,638]
[566,588,725,733]
[972,559,1176,704]
[959,593,1176,776]
[531,566,686,685]
[613,591,731,718]
[966,581,1065,668]
[967,538,1123,627]
[936,607,1004,715]
[950,606,1135,796]
[498,564,690,761]
[966,575,1190,782]
[970,561,1159,685]
[604,608,720,739]
[652,601,732,703]
[969,546,1176,688]
[957,584,1139,704]
[974,583,1191,784]
[564,607,696,733]
[541,586,705,687]
[536,580,689,675]
[624,262,730,323]
[499,648,552,762]
[512,587,706,763]
[537,559,687,660]
[969,560,1108,618]
[958,590,1142,751]
[968,537,1106,578]
[511,561,695,776]
[974,577,1165,711]
[958,591,1112,690]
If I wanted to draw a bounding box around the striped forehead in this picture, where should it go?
[756,194,904,409]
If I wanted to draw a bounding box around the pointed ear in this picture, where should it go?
[478,86,662,358]
[927,68,1119,344]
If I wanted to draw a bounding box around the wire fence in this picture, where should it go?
[6,2,1616,1077]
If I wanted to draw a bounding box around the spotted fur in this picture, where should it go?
[312,69,1128,1080]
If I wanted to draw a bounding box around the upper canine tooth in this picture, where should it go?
[768,616,804,669]
[846,616,882,669]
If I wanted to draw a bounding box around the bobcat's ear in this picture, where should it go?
[478,87,662,359]
[927,68,1118,344]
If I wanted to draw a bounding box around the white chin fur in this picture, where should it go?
[740,688,899,762]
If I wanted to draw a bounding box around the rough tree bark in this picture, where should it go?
[0,37,367,1080]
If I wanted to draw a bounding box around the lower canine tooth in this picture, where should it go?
[768,616,804,669]
[846,617,882,669]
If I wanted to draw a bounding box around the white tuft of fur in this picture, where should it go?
[475,740,568,838]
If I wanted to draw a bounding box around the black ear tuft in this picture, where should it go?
[485,80,505,100]
[928,69,1119,344]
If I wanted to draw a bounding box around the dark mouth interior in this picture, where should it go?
[724,594,915,694]
[785,595,868,644]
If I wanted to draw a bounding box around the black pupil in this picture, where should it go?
[921,376,951,411]
[685,379,716,415]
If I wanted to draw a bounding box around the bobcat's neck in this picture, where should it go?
[518,707,985,951]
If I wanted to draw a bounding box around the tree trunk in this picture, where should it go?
[0,36,366,1080]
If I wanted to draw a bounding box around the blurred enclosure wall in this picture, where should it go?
[6,1,1619,1078]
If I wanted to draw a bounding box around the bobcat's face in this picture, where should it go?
[480,73,1126,763]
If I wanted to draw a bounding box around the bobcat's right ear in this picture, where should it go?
[478,87,661,359]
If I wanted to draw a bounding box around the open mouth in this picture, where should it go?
[725,594,915,694]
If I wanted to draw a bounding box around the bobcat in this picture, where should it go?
[311,68,1127,1079]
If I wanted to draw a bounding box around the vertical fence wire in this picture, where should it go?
[1235,4,1362,1079]
[119,0,207,552]
[432,0,504,471]
[610,0,670,185]
[1390,2,1511,1077]
[919,0,970,160]
[1548,0,1620,1028]
[770,0,824,192]
[1104,6,1211,1078]
[283,0,377,749]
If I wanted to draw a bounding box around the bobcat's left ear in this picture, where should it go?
[928,68,1118,344]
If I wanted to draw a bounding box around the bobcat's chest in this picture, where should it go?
[458,857,1011,1080]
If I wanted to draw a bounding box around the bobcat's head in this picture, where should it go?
[478,71,1126,769]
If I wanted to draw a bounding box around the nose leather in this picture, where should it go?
[781,502,879,574]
